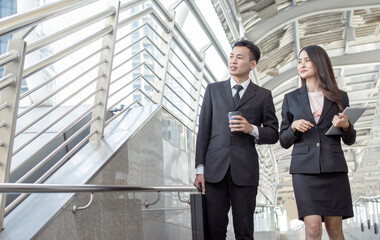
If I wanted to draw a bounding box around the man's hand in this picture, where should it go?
[193,174,205,194]
[229,115,253,134]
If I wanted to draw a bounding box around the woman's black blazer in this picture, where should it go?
[279,84,356,174]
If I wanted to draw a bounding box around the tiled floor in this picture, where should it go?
[225,223,379,239]
[281,227,379,240]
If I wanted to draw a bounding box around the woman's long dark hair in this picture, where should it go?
[299,45,343,111]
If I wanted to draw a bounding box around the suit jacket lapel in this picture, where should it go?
[235,81,257,110]
[297,84,316,124]
[318,96,333,124]
[221,79,235,109]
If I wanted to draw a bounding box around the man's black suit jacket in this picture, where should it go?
[279,84,356,174]
[195,79,279,186]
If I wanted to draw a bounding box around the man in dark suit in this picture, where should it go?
[193,40,279,239]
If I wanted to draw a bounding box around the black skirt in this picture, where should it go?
[292,172,354,221]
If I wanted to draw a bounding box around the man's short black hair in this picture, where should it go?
[232,40,261,63]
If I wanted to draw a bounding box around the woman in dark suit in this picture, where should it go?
[279,45,356,240]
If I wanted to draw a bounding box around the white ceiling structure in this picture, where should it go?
[211,0,380,204]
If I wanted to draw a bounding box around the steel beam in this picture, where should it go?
[184,0,228,66]
[263,49,380,90]
[245,0,380,44]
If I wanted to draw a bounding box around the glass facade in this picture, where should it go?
[129,2,157,105]
[1,1,378,238]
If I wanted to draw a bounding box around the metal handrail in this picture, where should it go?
[164,79,195,111]
[143,48,164,68]
[118,7,170,34]
[144,35,167,56]
[18,64,104,119]
[0,183,197,193]
[4,181,197,214]
[138,87,157,104]
[167,71,197,101]
[0,0,244,225]
[107,87,140,112]
[169,59,198,90]
[6,129,100,214]
[0,50,19,67]
[16,115,100,184]
[23,26,113,78]
[121,0,149,12]
[116,36,153,57]
[0,103,9,111]
[144,22,169,44]
[170,50,199,80]
[108,75,139,99]
[0,0,98,37]
[110,62,144,82]
[13,87,100,156]
[118,7,154,29]
[0,74,16,90]
[352,195,380,235]
[34,129,97,184]
[172,35,202,72]
[163,95,193,122]
[355,195,380,205]
[26,9,115,54]
[117,22,168,47]
[143,62,162,81]
[11,101,101,175]
[105,100,138,126]
[139,75,160,92]
[151,0,173,22]
[20,47,106,100]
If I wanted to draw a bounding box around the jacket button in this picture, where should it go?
[316,143,320,147]
[231,133,234,137]
[230,146,234,149]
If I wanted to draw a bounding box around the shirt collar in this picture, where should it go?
[230,77,250,90]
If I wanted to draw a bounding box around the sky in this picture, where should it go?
[161,0,232,80]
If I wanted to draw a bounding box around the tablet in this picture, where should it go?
[325,107,366,135]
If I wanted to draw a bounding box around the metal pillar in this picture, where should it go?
[192,44,207,132]
[0,38,26,229]
[90,0,120,141]
[152,7,175,105]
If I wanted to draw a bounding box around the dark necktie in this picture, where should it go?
[233,85,243,107]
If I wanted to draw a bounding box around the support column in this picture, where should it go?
[152,8,174,105]
[0,38,26,229]
[192,45,207,132]
[90,0,120,141]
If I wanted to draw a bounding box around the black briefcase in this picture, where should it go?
[190,193,207,240]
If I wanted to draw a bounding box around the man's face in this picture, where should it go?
[228,46,256,80]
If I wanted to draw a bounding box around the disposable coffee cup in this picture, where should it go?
[228,111,241,130]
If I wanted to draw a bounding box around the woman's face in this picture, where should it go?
[297,50,316,80]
